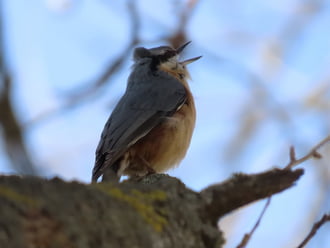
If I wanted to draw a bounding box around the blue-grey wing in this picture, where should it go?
[92,67,186,181]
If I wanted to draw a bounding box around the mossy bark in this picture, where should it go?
[0,168,303,248]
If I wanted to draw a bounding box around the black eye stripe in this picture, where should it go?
[157,50,177,62]
[143,47,177,71]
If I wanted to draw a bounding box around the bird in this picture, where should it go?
[92,41,201,182]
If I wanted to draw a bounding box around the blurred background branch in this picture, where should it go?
[24,0,141,128]
[0,2,38,175]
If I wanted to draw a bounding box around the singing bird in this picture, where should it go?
[92,41,201,182]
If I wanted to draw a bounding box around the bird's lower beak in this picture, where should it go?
[180,56,202,65]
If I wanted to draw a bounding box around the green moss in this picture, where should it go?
[0,186,38,207]
[94,184,168,232]
[131,189,167,201]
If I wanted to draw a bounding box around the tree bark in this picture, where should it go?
[0,168,303,248]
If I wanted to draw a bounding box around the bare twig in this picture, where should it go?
[236,197,271,248]
[296,214,330,248]
[284,135,330,169]
[167,0,200,48]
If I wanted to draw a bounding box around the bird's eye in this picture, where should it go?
[164,50,176,58]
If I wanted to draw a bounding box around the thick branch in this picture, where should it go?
[0,175,224,248]
[0,167,304,248]
[200,168,304,224]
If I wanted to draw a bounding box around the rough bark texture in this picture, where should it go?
[0,168,303,248]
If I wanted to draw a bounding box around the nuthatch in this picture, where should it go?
[92,41,201,182]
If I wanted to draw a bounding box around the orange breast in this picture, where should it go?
[124,83,196,176]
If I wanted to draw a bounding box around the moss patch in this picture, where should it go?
[0,186,38,207]
[94,184,168,232]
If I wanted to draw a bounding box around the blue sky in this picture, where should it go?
[1,0,330,247]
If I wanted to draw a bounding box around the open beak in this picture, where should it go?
[176,41,202,65]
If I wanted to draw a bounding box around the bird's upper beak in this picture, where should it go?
[176,41,202,65]
[176,41,192,54]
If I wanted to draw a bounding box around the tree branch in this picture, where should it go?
[200,168,303,225]
[0,167,305,248]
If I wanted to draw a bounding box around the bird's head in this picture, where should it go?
[133,41,201,80]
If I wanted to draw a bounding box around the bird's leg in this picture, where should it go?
[127,155,156,182]
[101,160,122,182]
[137,155,156,175]
[102,168,120,182]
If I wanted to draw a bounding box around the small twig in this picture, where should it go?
[167,0,199,48]
[285,135,330,169]
[236,198,271,248]
[296,214,330,248]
